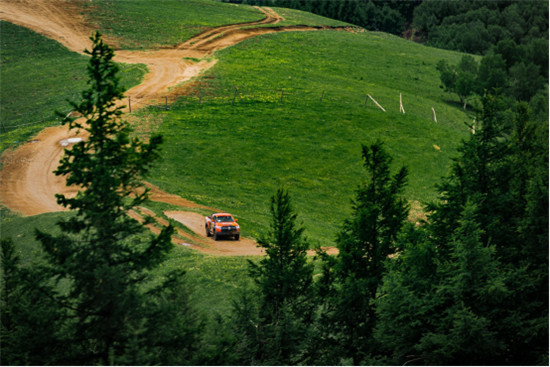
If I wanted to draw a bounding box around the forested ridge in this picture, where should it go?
[1,1,548,365]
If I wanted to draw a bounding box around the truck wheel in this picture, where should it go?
[235,234,240,241]
[214,232,219,241]
[206,226,211,237]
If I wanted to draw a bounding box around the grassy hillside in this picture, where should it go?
[145,30,472,246]
[1,0,477,316]
[247,7,351,27]
[84,0,265,49]
[0,21,146,152]
[84,0,350,49]
[0,208,253,316]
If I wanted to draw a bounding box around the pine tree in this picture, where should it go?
[498,102,549,364]
[318,141,409,364]
[375,202,509,365]
[250,188,313,319]
[426,95,509,254]
[377,97,548,365]
[372,224,437,365]
[0,239,66,365]
[34,32,184,364]
[416,201,508,365]
[235,188,314,364]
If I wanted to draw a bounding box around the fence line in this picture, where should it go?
[177,87,462,124]
[130,98,169,111]
[3,86,451,135]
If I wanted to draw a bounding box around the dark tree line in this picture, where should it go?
[224,0,420,35]
[222,0,548,54]
[2,31,548,366]
[436,39,547,120]
[413,0,548,55]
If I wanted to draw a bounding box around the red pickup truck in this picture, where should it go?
[205,213,240,241]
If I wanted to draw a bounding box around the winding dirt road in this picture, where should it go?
[0,0,339,255]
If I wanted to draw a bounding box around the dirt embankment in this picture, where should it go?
[0,0,340,256]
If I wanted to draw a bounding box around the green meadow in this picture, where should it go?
[248,7,351,27]
[0,208,253,316]
[84,0,265,49]
[0,21,146,151]
[84,0,350,50]
[2,0,475,313]
[145,30,472,246]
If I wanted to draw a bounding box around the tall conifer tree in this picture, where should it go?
[318,141,409,364]
[0,239,66,365]
[35,32,186,364]
[376,97,548,365]
[234,188,314,365]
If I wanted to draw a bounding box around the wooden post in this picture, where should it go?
[198,95,202,107]
[367,94,386,112]
[232,87,238,105]
[1,120,6,133]
[399,93,405,114]
[128,96,131,113]
[165,96,168,110]
[432,107,437,122]
[280,89,284,103]
[320,90,325,102]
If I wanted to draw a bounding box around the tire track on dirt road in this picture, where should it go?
[0,0,341,255]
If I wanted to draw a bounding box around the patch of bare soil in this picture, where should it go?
[0,0,342,256]
[164,211,337,256]
[0,126,82,215]
[0,0,94,52]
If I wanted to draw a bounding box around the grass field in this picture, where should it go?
[84,0,264,49]
[0,207,256,316]
[0,21,146,152]
[143,30,472,246]
[248,7,351,28]
[84,0,351,50]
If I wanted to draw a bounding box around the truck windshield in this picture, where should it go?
[216,216,234,222]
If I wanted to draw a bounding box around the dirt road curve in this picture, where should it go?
[164,211,336,256]
[0,0,93,52]
[0,0,339,255]
[164,211,265,256]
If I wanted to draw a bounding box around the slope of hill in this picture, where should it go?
[0,21,146,149]
[1,0,473,248]
[84,0,266,49]
[0,0,485,321]
[84,0,351,49]
[144,30,472,246]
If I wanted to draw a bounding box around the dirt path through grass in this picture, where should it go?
[0,0,94,52]
[0,0,340,255]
